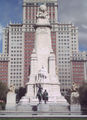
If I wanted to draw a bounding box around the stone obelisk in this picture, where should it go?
[25,5,67,104]
[17,5,69,114]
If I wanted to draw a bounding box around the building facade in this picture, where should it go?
[2,27,9,54]
[8,23,24,89]
[71,52,87,86]
[57,23,79,94]
[0,54,9,85]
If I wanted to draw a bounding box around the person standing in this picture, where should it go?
[43,90,48,104]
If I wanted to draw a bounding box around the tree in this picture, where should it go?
[0,81,8,101]
[65,89,71,104]
[79,83,87,106]
[16,87,26,102]
[79,83,87,114]
[0,81,8,110]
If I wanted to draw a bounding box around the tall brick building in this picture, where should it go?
[56,23,78,94]
[0,54,9,85]
[71,52,87,86]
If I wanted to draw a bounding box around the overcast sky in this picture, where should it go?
[0,0,87,52]
[58,0,87,51]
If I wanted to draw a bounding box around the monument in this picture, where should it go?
[17,4,69,114]
[6,85,16,110]
[71,83,81,115]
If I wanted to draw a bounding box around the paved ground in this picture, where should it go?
[0,111,87,118]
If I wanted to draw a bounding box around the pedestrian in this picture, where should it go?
[43,89,48,104]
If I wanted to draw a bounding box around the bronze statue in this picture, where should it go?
[36,84,43,103]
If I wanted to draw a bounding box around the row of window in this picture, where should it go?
[59,61,70,63]
[62,48,71,52]
[59,32,69,34]
[11,36,22,38]
[26,3,55,6]
[10,76,22,78]
[11,49,22,52]
[11,65,22,67]
[58,36,69,38]
[11,32,22,35]
[0,69,8,71]
[58,43,70,45]
[11,58,22,61]
[0,58,9,61]
[10,82,22,87]
[72,64,84,67]
[10,69,22,71]
[0,76,8,78]
[59,58,70,60]
[0,65,8,67]
[11,43,22,45]
[58,28,69,31]
[59,80,71,82]
[0,73,8,74]
[61,83,71,85]
[11,47,22,49]
[11,28,22,32]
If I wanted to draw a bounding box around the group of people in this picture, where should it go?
[36,84,48,104]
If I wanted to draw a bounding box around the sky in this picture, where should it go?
[0,0,87,52]
[58,0,87,51]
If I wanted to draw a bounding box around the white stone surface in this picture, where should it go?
[23,5,68,105]
[71,104,81,115]
[37,103,69,114]
[6,91,16,110]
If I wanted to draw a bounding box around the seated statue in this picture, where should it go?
[71,83,79,104]
[9,85,15,93]
[36,4,49,24]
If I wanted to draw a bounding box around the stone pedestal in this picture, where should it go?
[37,102,69,115]
[16,101,69,115]
[16,104,32,111]
[70,89,81,115]
[38,103,49,112]
[71,104,81,115]
[6,92,16,110]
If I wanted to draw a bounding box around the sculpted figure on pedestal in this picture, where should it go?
[71,83,79,104]
[36,4,49,24]
[9,85,15,93]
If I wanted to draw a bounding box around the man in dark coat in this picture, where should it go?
[43,89,48,104]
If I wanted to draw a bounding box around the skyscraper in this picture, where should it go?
[8,23,24,88]
[2,27,9,54]
[57,23,78,94]
[23,0,58,84]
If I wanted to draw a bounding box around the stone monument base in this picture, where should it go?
[6,91,16,111]
[71,104,81,115]
[16,101,69,115]
[38,102,70,115]
[16,103,32,111]
[6,103,16,111]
